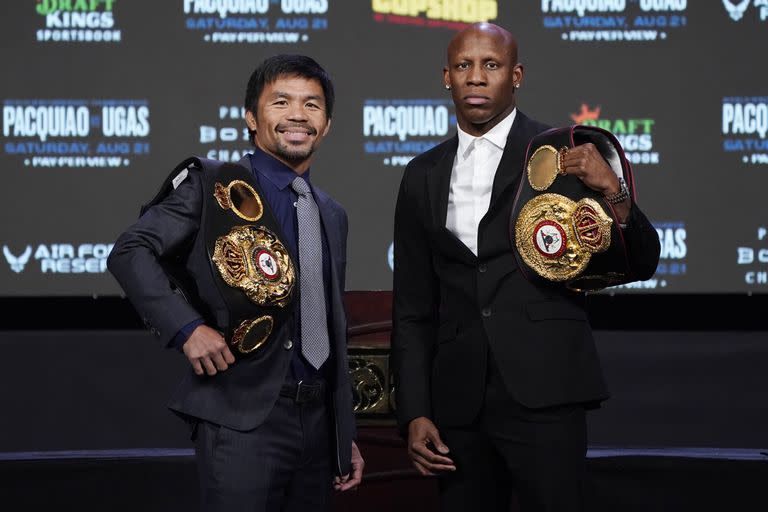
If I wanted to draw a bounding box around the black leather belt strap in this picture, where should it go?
[279,380,325,404]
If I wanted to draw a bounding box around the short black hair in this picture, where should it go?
[244,54,335,140]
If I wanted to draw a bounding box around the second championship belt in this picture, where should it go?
[509,125,634,292]
[204,162,296,357]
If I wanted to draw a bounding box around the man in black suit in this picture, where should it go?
[391,24,660,511]
[108,55,363,511]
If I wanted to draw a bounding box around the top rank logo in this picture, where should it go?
[722,0,768,21]
[183,0,330,44]
[371,0,498,30]
[35,0,121,43]
[571,103,659,166]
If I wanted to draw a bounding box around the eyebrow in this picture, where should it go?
[270,91,325,103]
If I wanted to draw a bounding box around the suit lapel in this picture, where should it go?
[488,111,531,206]
[426,135,458,228]
[424,136,478,262]
[312,187,346,345]
[313,187,340,268]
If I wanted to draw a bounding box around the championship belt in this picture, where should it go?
[509,125,634,292]
[203,161,296,356]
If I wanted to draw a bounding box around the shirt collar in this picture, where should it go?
[248,147,310,190]
[457,107,517,158]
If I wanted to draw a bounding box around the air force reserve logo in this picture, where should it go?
[722,0,768,21]
[3,246,32,273]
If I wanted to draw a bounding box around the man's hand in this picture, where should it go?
[560,142,630,222]
[407,417,456,476]
[182,325,235,376]
[334,441,365,491]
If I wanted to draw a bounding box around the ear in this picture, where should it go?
[443,66,450,89]
[512,63,525,87]
[321,117,332,137]
[245,110,257,132]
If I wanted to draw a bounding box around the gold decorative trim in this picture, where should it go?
[349,357,387,413]
[527,145,560,191]
[212,225,294,307]
[214,180,264,222]
[515,193,612,283]
[231,315,274,354]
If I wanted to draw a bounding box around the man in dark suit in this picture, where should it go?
[391,24,660,511]
[108,54,363,511]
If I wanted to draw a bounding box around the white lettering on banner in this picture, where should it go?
[281,0,328,14]
[638,0,686,11]
[542,0,626,17]
[3,106,90,142]
[101,106,150,137]
[183,0,270,17]
[656,228,687,259]
[722,102,768,138]
[363,106,449,142]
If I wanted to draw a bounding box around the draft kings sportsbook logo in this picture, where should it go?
[35,0,121,43]
[540,0,689,42]
[371,0,498,30]
[571,103,660,166]
[183,0,330,43]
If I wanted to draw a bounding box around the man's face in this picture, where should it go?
[246,75,331,173]
[444,29,522,136]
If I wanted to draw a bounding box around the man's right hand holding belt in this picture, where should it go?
[182,325,236,376]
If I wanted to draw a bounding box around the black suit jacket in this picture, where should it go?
[392,111,660,431]
[107,155,354,476]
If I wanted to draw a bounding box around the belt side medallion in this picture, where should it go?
[214,180,264,222]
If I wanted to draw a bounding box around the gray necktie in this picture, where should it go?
[291,176,330,369]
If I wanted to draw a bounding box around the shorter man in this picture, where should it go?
[108,54,363,511]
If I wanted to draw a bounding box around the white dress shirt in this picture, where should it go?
[446,109,517,255]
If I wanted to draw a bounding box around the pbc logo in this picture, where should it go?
[3,245,32,273]
[722,0,768,21]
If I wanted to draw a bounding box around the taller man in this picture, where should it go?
[392,23,660,511]
[108,54,363,511]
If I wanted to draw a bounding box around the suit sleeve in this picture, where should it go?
[391,165,439,433]
[622,201,661,281]
[107,171,205,346]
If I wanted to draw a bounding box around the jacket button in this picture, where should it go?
[478,264,488,273]
[482,308,492,318]
[283,339,294,350]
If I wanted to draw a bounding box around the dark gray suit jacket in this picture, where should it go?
[107,155,354,476]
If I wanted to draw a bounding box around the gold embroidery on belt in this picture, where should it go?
[515,194,613,283]
[212,225,294,307]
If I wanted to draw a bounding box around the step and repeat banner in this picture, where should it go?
[0,1,766,296]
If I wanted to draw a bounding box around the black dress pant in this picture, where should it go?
[438,359,588,512]
[194,381,332,512]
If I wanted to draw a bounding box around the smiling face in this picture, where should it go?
[444,23,523,137]
[245,74,331,174]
